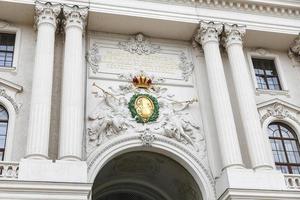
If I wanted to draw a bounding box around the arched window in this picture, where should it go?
[0,105,8,161]
[268,122,300,174]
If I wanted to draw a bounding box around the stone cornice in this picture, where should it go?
[139,0,300,18]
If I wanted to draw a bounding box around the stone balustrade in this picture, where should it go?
[284,174,300,190]
[0,161,19,179]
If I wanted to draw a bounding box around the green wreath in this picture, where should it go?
[128,93,159,123]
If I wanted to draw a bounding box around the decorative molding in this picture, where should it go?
[138,0,300,18]
[0,88,20,113]
[256,88,290,97]
[0,78,23,93]
[0,162,19,180]
[179,52,194,81]
[223,24,246,48]
[0,20,10,29]
[254,48,270,56]
[195,21,223,46]
[86,43,101,74]
[118,33,161,55]
[140,129,156,146]
[288,34,300,67]
[260,103,300,126]
[63,4,88,30]
[34,1,61,29]
[87,134,215,194]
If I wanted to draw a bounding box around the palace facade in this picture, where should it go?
[0,0,300,199]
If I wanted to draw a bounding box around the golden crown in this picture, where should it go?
[132,75,152,89]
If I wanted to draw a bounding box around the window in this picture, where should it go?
[252,58,281,90]
[0,33,16,68]
[0,105,8,161]
[268,122,300,174]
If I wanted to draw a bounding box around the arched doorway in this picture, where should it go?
[91,151,203,200]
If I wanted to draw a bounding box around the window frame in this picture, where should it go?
[0,21,21,71]
[268,122,300,174]
[247,50,288,95]
[0,105,8,161]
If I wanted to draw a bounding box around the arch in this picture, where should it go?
[266,122,300,174]
[0,96,17,161]
[87,134,216,200]
[263,116,300,141]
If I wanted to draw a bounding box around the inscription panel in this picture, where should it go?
[87,33,195,85]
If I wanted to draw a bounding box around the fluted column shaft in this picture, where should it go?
[223,24,273,170]
[59,5,88,161]
[26,2,60,159]
[195,22,244,169]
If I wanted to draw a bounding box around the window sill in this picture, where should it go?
[256,88,290,97]
[0,66,16,73]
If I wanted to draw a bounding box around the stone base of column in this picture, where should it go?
[23,154,49,160]
[18,159,87,183]
[216,168,286,199]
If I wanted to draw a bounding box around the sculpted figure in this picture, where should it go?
[157,99,200,150]
[88,90,133,145]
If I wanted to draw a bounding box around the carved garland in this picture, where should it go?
[0,88,20,113]
[260,103,300,126]
[118,33,160,55]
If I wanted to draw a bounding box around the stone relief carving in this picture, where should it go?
[0,20,10,29]
[139,128,156,146]
[260,103,300,126]
[0,88,20,113]
[118,33,161,55]
[86,73,205,155]
[179,52,194,81]
[87,43,101,74]
[288,34,300,66]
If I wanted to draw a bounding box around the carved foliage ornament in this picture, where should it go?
[260,103,300,126]
[288,34,300,65]
[195,21,223,45]
[34,1,61,28]
[87,43,101,74]
[63,5,88,29]
[223,24,246,47]
[118,33,161,55]
[0,88,20,113]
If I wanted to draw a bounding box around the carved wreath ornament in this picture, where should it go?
[128,93,159,123]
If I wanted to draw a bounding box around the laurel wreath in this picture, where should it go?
[128,93,159,123]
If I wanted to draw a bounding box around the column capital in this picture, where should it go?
[63,5,88,30]
[223,24,246,48]
[34,1,61,29]
[195,21,223,46]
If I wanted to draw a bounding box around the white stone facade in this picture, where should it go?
[0,0,300,199]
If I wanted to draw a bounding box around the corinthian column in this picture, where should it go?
[195,21,244,169]
[26,2,61,159]
[59,5,88,161]
[223,24,273,170]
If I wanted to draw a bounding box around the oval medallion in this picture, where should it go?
[128,94,159,123]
